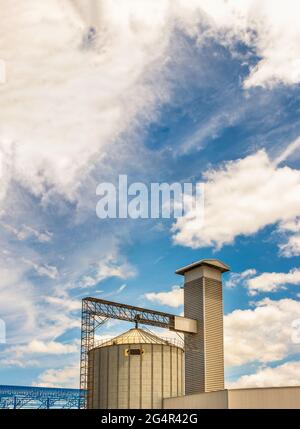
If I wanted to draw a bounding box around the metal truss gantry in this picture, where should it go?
[0,385,83,409]
[80,297,178,408]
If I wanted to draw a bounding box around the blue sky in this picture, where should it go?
[0,0,300,389]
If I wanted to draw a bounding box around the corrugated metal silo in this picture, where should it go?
[87,328,184,409]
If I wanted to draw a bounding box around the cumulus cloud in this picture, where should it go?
[224,298,300,367]
[9,340,79,357]
[228,361,300,389]
[225,269,257,289]
[173,148,300,249]
[280,236,300,257]
[145,285,183,308]
[278,218,300,257]
[176,0,300,88]
[246,268,300,295]
[226,267,300,295]
[33,364,79,388]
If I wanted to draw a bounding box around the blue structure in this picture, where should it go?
[0,385,84,409]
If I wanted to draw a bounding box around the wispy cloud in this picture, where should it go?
[0,222,52,243]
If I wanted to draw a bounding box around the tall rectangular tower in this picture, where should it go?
[176,259,230,395]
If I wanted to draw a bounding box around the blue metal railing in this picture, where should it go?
[0,385,85,409]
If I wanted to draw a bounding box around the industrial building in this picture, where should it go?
[81,258,300,409]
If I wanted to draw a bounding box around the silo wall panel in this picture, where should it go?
[107,346,118,409]
[129,345,141,409]
[152,345,163,409]
[118,345,129,409]
[171,347,178,397]
[162,346,171,399]
[99,347,108,409]
[92,350,100,408]
[141,344,152,409]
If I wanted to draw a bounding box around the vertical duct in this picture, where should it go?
[176,259,230,395]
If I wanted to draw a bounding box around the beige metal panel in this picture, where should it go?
[152,344,163,408]
[185,265,222,283]
[87,350,94,409]
[184,277,205,394]
[118,345,129,409]
[162,346,171,399]
[107,346,118,409]
[184,271,225,394]
[100,347,108,408]
[171,347,178,397]
[92,349,100,408]
[204,278,224,392]
[176,259,230,276]
[164,390,228,409]
[228,387,300,409]
[141,344,152,409]
[129,345,141,409]
[174,316,197,334]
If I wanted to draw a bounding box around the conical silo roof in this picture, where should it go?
[98,328,171,347]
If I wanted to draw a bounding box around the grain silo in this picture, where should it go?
[87,327,184,409]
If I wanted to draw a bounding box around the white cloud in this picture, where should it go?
[176,0,300,88]
[226,267,300,295]
[224,298,300,367]
[23,258,59,280]
[0,264,37,343]
[0,255,80,350]
[80,253,135,287]
[9,340,79,357]
[145,285,183,308]
[34,364,79,388]
[278,218,300,257]
[225,269,257,289]
[280,235,300,257]
[43,296,81,312]
[0,358,39,368]
[0,0,171,206]
[0,222,52,242]
[246,268,300,295]
[275,137,300,165]
[173,148,300,249]
[1,1,300,209]
[228,361,300,389]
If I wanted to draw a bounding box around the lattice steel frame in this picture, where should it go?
[79,297,176,408]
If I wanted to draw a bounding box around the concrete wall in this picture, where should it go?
[164,387,300,409]
[164,390,228,409]
[228,387,300,409]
